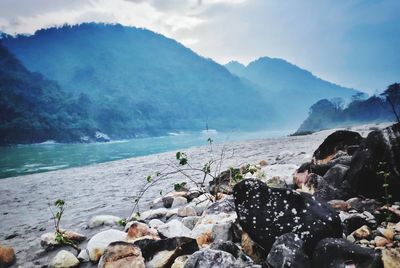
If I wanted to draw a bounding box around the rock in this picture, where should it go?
[89,215,122,228]
[275,151,295,162]
[181,216,200,230]
[344,123,400,201]
[178,206,197,217]
[150,197,165,209]
[262,164,298,186]
[209,168,240,195]
[134,237,198,268]
[210,240,253,267]
[40,231,86,251]
[266,233,310,268]
[171,255,189,268]
[233,179,343,253]
[138,208,168,221]
[381,248,400,268]
[166,208,180,219]
[186,188,203,201]
[346,197,380,214]
[50,250,79,268]
[352,225,371,240]
[395,222,400,232]
[377,227,395,241]
[375,236,389,247]
[171,196,188,208]
[343,215,370,235]
[241,232,266,263]
[98,241,145,268]
[86,229,127,262]
[266,176,287,189]
[191,194,213,215]
[313,164,350,201]
[157,219,192,238]
[148,219,165,229]
[126,221,159,242]
[162,196,175,208]
[312,130,363,164]
[328,200,350,211]
[183,249,237,268]
[312,238,382,268]
[0,246,15,267]
[77,249,89,262]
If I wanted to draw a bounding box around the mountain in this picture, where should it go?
[2,23,274,140]
[0,43,96,144]
[295,84,399,134]
[225,58,360,125]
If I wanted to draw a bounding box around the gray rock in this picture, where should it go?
[183,249,238,268]
[171,196,188,208]
[158,219,192,238]
[181,216,200,230]
[50,250,79,268]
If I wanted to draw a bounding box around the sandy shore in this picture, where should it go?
[0,123,389,266]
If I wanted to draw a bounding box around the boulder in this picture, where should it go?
[312,238,382,268]
[266,233,310,268]
[162,196,175,208]
[137,208,168,221]
[344,123,400,201]
[183,249,237,268]
[171,197,188,208]
[134,237,198,268]
[157,219,192,238]
[209,168,240,195]
[171,255,189,268]
[181,216,200,230]
[312,130,363,164]
[313,164,350,200]
[346,197,380,214]
[178,206,197,217]
[210,240,252,267]
[86,229,127,262]
[148,219,165,229]
[0,245,15,267]
[98,241,145,268]
[77,249,89,262]
[89,215,122,228]
[126,221,159,242]
[50,250,79,268]
[233,179,343,253]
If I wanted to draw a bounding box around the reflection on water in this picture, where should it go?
[0,129,291,178]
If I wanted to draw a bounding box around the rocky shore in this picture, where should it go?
[1,122,399,267]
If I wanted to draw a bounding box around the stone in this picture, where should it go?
[178,206,197,217]
[381,248,400,268]
[183,249,237,268]
[162,196,175,208]
[181,216,200,230]
[86,229,127,262]
[191,194,213,215]
[346,197,380,214]
[126,221,159,242]
[171,255,189,268]
[134,237,198,268]
[328,200,350,211]
[313,164,350,201]
[266,233,310,268]
[312,130,363,164]
[40,230,86,251]
[0,246,15,267]
[157,219,192,238]
[98,241,145,268]
[209,168,240,195]
[312,238,382,268]
[375,236,389,247]
[171,197,188,208]
[186,188,203,201]
[89,215,122,228]
[138,208,168,221]
[241,232,266,263]
[210,240,253,267]
[150,197,165,209]
[344,123,400,201]
[148,219,165,229]
[352,225,371,240]
[50,250,79,268]
[377,227,395,241]
[395,222,400,232]
[233,179,343,253]
[77,249,89,262]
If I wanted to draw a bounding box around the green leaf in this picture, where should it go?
[146,175,152,182]
[176,152,181,160]
[54,199,65,208]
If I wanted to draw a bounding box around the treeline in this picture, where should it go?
[296,83,400,134]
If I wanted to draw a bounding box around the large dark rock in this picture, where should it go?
[313,164,350,201]
[134,237,198,267]
[312,238,383,268]
[266,233,310,268]
[233,179,343,253]
[183,248,238,268]
[344,123,400,201]
[313,130,363,164]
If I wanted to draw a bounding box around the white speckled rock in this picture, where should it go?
[87,229,127,262]
[157,219,192,238]
[50,250,79,268]
[88,215,122,228]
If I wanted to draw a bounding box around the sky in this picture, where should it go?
[0,0,399,94]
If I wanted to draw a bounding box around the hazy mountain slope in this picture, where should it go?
[225,58,360,124]
[0,43,95,144]
[2,23,275,138]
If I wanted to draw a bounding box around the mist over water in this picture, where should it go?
[0,129,291,179]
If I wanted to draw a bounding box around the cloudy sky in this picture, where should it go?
[0,0,399,93]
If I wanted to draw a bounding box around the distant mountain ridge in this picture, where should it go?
[2,23,274,140]
[225,58,360,124]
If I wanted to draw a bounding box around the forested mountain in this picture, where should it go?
[295,84,400,134]
[2,23,274,139]
[0,43,97,144]
[225,58,359,124]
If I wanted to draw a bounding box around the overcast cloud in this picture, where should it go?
[0,0,399,93]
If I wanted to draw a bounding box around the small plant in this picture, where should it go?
[48,199,80,252]
[376,161,393,223]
